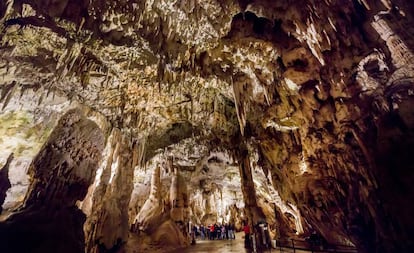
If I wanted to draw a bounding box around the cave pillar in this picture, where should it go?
[371,10,414,68]
[236,146,265,227]
[170,167,184,222]
[150,165,161,198]
[84,128,135,253]
[204,193,212,214]
[84,128,119,252]
[0,108,104,253]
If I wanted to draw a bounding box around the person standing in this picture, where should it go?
[221,224,226,240]
[243,221,251,248]
[200,224,205,240]
[228,223,235,240]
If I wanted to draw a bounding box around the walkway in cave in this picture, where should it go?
[168,233,312,253]
[170,234,249,253]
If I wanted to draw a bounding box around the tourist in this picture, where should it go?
[243,221,251,248]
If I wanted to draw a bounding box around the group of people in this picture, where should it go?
[190,220,265,250]
[192,223,236,240]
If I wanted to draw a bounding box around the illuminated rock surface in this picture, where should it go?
[0,109,104,253]
[1,0,414,252]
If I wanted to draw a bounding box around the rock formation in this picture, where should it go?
[0,153,12,214]
[84,128,135,253]
[170,167,188,223]
[0,109,104,253]
[1,0,414,252]
[134,165,164,232]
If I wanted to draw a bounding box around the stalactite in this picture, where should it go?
[137,137,146,168]
[232,76,246,136]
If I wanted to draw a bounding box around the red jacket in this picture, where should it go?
[243,225,250,234]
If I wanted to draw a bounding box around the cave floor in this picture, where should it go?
[170,237,248,253]
[168,233,312,253]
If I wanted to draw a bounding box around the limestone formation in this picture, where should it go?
[1,0,414,252]
[84,128,135,253]
[134,165,164,232]
[236,144,265,227]
[0,153,12,214]
[0,108,104,253]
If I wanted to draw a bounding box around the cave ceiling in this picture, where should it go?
[2,0,414,191]
[2,0,413,207]
[0,0,368,161]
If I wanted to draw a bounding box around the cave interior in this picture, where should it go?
[1,0,414,252]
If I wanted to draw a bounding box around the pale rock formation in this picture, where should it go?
[169,167,188,223]
[84,128,135,253]
[227,204,243,230]
[134,165,164,232]
[152,219,188,248]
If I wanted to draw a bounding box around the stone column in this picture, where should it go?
[0,108,104,253]
[236,145,265,228]
[170,167,184,222]
[84,128,135,253]
[371,10,414,68]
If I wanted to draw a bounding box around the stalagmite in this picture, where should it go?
[134,164,163,232]
[84,129,135,253]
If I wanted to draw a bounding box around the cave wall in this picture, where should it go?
[0,153,12,214]
[0,89,71,212]
[0,108,104,253]
[247,3,414,252]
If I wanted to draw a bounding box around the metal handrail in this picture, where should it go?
[273,237,358,253]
